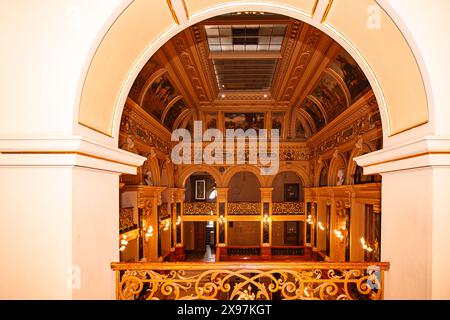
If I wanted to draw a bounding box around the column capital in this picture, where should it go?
[356,136,450,175]
[0,135,145,174]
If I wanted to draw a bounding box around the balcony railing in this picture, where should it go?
[183,202,216,215]
[111,261,389,300]
[227,246,261,256]
[272,202,304,215]
[271,246,305,256]
[227,202,261,215]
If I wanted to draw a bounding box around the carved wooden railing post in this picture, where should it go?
[174,188,185,261]
[260,188,273,259]
[166,188,178,261]
[216,188,229,261]
[122,185,166,262]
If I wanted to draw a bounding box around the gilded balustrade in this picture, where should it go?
[272,202,305,215]
[183,202,216,215]
[111,261,389,300]
[227,202,261,215]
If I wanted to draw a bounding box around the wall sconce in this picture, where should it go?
[334,228,347,242]
[218,215,226,224]
[119,234,128,252]
[262,214,271,224]
[360,237,374,252]
[318,221,325,231]
[160,219,170,231]
[143,225,153,242]
[176,216,181,226]
[307,215,314,225]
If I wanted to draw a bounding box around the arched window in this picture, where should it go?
[319,167,328,187]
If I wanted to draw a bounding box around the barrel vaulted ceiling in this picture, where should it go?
[128,12,373,140]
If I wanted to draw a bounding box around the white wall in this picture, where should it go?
[72,167,119,299]
[0,167,73,299]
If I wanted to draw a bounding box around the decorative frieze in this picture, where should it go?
[120,105,171,155]
[313,98,379,156]
[272,202,305,215]
[227,202,261,215]
[183,202,216,215]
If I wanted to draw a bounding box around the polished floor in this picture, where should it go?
[184,245,216,262]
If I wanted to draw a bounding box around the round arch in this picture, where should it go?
[141,156,161,186]
[178,165,222,187]
[267,164,310,187]
[222,165,266,187]
[76,0,432,149]
[328,152,348,186]
[346,141,376,184]
[314,159,329,187]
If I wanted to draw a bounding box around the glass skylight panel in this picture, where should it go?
[205,23,287,53]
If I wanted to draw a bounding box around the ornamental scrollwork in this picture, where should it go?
[227,202,261,215]
[114,264,386,300]
[183,202,216,215]
[272,202,305,215]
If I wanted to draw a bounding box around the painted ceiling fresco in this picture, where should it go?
[310,72,348,124]
[129,58,191,131]
[303,97,325,132]
[331,49,370,102]
[299,47,371,133]
[125,14,375,138]
[163,99,189,130]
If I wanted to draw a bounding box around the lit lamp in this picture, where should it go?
[360,237,374,252]
[318,221,325,231]
[218,215,226,224]
[334,227,347,243]
[176,216,181,226]
[306,215,314,225]
[262,214,271,224]
[119,234,128,252]
[160,219,170,232]
[143,225,153,242]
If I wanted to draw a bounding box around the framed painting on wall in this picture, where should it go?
[195,180,206,200]
[284,184,299,202]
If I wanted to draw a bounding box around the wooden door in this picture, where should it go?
[194,222,206,251]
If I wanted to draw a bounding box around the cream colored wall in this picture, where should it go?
[0,167,73,299]
[72,167,119,300]
[431,168,450,298]
[0,0,124,145]
[382,168,433,299]
[382,0,450,136]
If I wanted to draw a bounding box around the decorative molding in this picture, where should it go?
[0,136,145,174]
[227,202,261,215]
[183,202,216,215]
[272,202,305,215]
[355,136,450,174]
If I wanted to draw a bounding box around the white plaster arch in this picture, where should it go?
[75,0,434,150]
